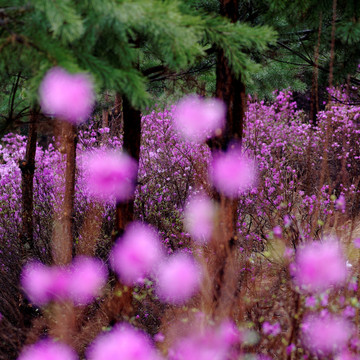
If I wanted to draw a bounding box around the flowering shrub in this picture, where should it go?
[2,88,360,359]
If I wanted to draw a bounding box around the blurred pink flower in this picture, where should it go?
[154,332,165,342]
[291,240,347,293]
[18,339,77,360]
[155,253,201,304]
[337,351,359,360]
[283,215,292,227]
[111,222,163,285]
[343,306,356,318]
[273,226,282,237]
[169,322,240,360]
[283,247,294,260]
[335,195,346,212]
[184,194,216,244]
[21,262,69,306]
[262,322,281,336]
[173,95,225,142]
[87,323,159,360]
[82,149,138,203]
[302,314,353,354]
[304,296,317,308]
[68,256,107,305]
[286,344,296,355]
[217,320,241,345]
[353,238,360,249]
[211,149,256,198]
[39,67,94,124]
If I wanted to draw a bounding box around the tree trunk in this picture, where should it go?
[20,110,38,258]
[204,0,246,320]
[115,96,141,235]
[110,93,123,137]
[52,122,77,265]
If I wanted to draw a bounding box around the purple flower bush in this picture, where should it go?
[2,84,360,359]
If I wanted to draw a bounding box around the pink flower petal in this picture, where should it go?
[173,95,225,142]
[19,339,77,360]
[291,240,347,293]
[111,222,163,285]
[155,252,201,304]
[82,148,138,203]
[68,256,108,305]
[39,67,95,124]
[211,149,256,198]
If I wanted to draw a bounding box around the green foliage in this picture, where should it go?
[0,0,275,106]
[203,17,277,80]
[264,0,360,93]
[247,60,307,100]
[31,0,85,44]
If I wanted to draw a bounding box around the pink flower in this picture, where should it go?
[184,194,216,244]
[286,344,296,355]
[39,67,94,124]
[302,314,353,354]
[262,322,281,336]
[111,222,163,285]
[211,149,256,198]
[353,238,360,249]
[21,262,69,306]
[343,306,356,318]
[154,333,165,342]
[291,240,347,293]
[273,226,282,237]
[68,256,107,305]
[337,351,359,360]
[283,247,294,260]
[335,195,346,212]
[173,95,225,142]
[87,323,159,360]
[284,215,292,227]
[217,320,241,345]
[305,296,317,308]
[18,339,77,360]
[169,322,239,360]
[155,253,201,304]
[82,149,138,203]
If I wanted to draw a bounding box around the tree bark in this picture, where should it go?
[52,122,77,265]
[204,0,246,320]
[115,96,141,235]
[212,0,245,151]
[20,110,38,257]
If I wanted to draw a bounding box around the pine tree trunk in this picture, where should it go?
[205,0,246,319]
[49,121,77,346]
[213,0,245,150]
[20,110,38,257]
[52,122,77,265]
[115,96,141,235]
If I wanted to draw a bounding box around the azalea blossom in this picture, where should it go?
[67,256,108,305]
[18,339,77,360]
[21,262,69,306]
[111,222,163,285]
[290,240,347,293]
[39,67,95,124]
[173,95,225,142]
[155,252,201,304]
[262,322,281,336]
[87,323,159,360]
[184,194,216,243]
[302,314,353,355]
[82,148,138,203]
[211,149,257,198]
[169,321,240,360]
